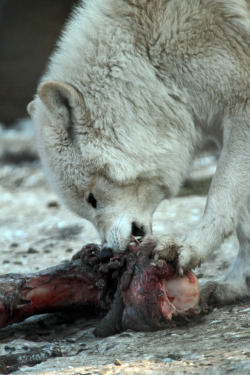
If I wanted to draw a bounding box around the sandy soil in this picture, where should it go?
[0,121,249,374]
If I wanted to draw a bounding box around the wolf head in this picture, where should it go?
[26,0,199,255]
[28,77,195,254]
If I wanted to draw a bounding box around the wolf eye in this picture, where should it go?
[87,192,97,208]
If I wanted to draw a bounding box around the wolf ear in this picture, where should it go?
[27,100,36,117]
[38,80,84,125]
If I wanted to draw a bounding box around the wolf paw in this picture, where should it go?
[200,281,248,306]
[142,235,201,275]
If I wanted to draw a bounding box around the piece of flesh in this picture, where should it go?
[120,243,200,332]
[0,249,103,328]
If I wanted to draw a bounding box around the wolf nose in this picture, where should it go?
[100,246,113,263]
[132,222,146,237]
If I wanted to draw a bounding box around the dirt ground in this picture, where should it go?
[0,121,249,374]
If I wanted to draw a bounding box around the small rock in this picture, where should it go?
[163,358,173,363]
[27,247,39,254]
[47,200,60,208]
[114,359,122,366]
[66,337,76,343]
[10,242,19,248]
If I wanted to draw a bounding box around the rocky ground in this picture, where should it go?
[0,121,249,374]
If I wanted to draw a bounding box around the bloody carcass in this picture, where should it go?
[0,242,202,337]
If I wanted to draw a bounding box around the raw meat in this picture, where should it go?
[0,243,202,337]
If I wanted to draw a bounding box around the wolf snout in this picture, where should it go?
[101,222,147,260]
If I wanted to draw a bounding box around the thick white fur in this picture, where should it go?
[28,0,250,305]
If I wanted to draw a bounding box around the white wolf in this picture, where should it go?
[28,0,250,305]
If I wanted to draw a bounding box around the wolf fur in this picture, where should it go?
[28,0,250,305]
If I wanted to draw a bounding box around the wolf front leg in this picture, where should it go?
[201,201,250,305]
[154,113,250,279]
